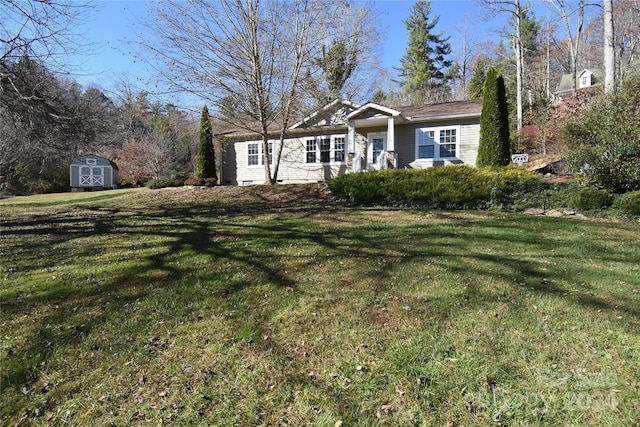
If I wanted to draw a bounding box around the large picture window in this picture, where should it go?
[247,141,273,166]
[416,126,459,160]
[305,135,347,164]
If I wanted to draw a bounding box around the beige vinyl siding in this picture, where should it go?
[394,119,480,169]
[458,123,480,165]
[227,131,349,185]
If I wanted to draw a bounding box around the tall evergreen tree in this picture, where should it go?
[398,1,453,104]
[196,105,217,181]
[467,59,487,100]
[477,68,511,167]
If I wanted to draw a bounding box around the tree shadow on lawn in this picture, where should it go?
[1,198,639,414]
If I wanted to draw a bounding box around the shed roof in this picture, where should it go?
[71,155,119,170]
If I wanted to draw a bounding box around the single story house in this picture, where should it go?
[220,99,482,186]
[70,155,119,191]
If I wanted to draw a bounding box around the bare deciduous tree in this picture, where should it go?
[483,0,528,131]
[603,0,615,92]
[545,0,587,94]
[140,0,372,184]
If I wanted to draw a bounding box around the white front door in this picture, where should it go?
[367,133,387,170]
[80,166,104,186]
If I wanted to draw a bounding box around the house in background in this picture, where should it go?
[553,68,603,105]
[70,155,119,191]
[220,99,482,186]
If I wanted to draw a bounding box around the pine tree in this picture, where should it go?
[467,60,487,100]
[195,105,217,181]
[398,1,453,104]
[476,68,511,167]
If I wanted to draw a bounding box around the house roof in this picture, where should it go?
[397,100,482,120]
[290,99,360,129]
[219,99,482,140]
[555,68,604,94]
[346,102,402,120]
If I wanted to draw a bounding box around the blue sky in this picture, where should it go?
[72,1,495,97]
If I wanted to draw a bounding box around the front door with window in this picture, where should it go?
[367,133,387,169]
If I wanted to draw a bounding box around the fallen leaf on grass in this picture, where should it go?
[394,385,405,396]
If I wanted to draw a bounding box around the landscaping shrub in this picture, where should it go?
[492,180,574,212]
[614,191,640,215]
[329,165,537,208]
[147,173,191,189]
[184,177,218,187]
[564,77,640,193]
[567,187,614,210]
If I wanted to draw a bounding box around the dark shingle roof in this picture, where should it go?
[398,99,482,119]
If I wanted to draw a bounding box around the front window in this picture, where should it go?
[334,137,345,162]
[439,129,457,158]
[417,130,435,159]
[319,138,331,163]
[305,135,346,164]
[306,139,317,163]
[416,126,459,160]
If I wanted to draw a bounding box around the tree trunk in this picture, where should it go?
[514,0,523,131]
[603,0,615,93]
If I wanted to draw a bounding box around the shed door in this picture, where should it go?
[80,166,104,186]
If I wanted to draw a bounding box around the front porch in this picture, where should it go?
[346,103,402,172]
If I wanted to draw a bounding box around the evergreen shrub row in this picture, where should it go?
[329,165,538,207]
[567,187,614,210]
[613,191,640,215]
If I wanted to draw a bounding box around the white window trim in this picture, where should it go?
[414,125,461,161]
[304,134,347,165]
[246,140,274,167]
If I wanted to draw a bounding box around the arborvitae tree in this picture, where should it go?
[398,0,453,104]
[477,67,511,167]
[195,105,217,181]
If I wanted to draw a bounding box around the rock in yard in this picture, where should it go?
[524,208,545,216]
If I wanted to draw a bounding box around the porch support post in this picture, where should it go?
[348,120,356,154]
[387,116,396,168]
[347,120,356,170]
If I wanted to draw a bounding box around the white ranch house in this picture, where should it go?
[220,99,482,186]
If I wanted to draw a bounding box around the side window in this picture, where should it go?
[248,143,260,166]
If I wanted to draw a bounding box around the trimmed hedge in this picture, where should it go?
[329,165,538,207]
[567,187,614,210]
[614,191,640,215]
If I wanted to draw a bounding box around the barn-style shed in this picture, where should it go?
[70,155,119,191]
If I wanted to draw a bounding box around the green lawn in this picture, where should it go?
[1,185,639,426]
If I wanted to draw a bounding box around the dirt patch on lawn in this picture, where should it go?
[131,183,339,211]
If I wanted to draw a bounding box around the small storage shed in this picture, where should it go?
[70,155,119,191]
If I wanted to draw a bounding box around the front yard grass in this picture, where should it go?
[1,185,639,426]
